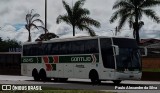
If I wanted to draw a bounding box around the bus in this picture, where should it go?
[21,36,143,84]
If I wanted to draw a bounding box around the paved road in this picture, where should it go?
[0,75,160,93]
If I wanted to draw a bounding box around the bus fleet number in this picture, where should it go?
[23,58,33,63]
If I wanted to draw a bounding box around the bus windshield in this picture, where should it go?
[116,48,141,71]
[113,38,141,71]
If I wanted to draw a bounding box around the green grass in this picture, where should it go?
[142,69,160,72]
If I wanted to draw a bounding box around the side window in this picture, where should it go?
[84,39,99,54]
[68,41,72,54]
[100,38,115,69]
[50,43,59,55]
[23,45,32,56]
[47,43,52,55]
[79,41,85,54]
[31,44,38,56]
[39,43,48,55]
[59,42,67,54]
[71,41,79,54]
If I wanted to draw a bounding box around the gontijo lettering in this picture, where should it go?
[71,57,91,62]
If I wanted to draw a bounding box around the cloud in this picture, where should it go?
[0,0,159,42]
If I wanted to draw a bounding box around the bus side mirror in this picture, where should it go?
[139,47,147,56]
[112,45,119,55]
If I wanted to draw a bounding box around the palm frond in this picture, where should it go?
[118,14,130,31]
[29,23,39,30]
[31,13,40,21]
[56,15,71,24]
[110,11,119,23]
[32,19,44,26]
[73,0,85,14]
[74,0,85,8]
[62,0,72,18]
[113,0,134,9]
[77,24,96,36]
[37,26,48,32]
[142,9,160,23]
[78,17,101,28]
[26,14,31,24]
[140,0,160,8]
[128,16,134,29]
[110,7,133,23]
[74,8,90,18]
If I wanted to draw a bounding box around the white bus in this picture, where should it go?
[21,36,143,84]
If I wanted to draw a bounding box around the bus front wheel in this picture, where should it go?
[89,70,101,84]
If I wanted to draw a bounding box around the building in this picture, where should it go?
[0,52,21,75]
[140,39,160,69]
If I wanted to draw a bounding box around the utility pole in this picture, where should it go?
[45,0,47,35]
[115,27,118,36]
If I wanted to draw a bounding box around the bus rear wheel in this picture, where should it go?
[39,69,51,81]
[113,80,121,85]
[32,69,40,81]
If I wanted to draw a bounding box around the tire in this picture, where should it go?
[59,78,68,82]
[89,70,101,85]
[53,78,59,82]
[113,80,122,85]
[39,69,47,81]
[32,69,40,81]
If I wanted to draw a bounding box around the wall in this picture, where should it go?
[142,57,160,69]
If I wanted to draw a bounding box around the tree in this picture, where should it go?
[130,21,144,38]
[35,32,59,41]
[56,0,100,36]
[0,37,2,42]
[110,0,160,44]
[0,38,21,52]
[25,9,47,42]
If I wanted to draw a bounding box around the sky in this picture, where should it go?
[0,0,160,42]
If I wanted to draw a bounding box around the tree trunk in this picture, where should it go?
[134,2,140,44]
[73,26,75,36]
[28,30,31,42]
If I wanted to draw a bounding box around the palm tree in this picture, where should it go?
[25,9,47,42]
[110,0,160,44]
[130,21,144,38]
[35,32,59,41]
[57,0,100,36]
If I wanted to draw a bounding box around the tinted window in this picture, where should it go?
[100,38,115,69]
[23,39,99,56]
[113,38,138,48]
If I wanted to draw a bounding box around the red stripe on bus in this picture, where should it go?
[45,64,52,71]
[53,56,59,63]
[43,56,49,63]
